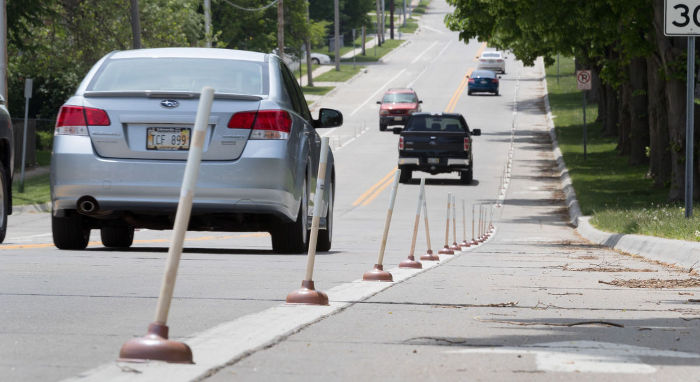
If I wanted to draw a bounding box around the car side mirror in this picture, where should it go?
[418,100,423,104]
[392,127,402,135]
[376,101,381,105]
[471,129,481,136]
[0,94,5,105]
[316,108,343,128]
[498,75,502,79]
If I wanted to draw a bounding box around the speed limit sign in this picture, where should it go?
[665,0,700,35]
[576,70,592,91]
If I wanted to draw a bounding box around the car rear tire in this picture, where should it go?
[316,181,334,252]
[379,123,387,131]
[467,90,472,96]
[52,212,90,250]
[460,168,473,184]
[0,166,8,244]
[101,225,134,248]
[495,90,500,96]
[399,169,412,183]
[271,178,309,254]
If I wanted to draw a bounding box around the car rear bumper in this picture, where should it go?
[468,84,498,93]
[50,136,299,222]
[380,115,409,126]
[398,157,471,174]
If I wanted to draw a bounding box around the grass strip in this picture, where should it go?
[302,86,334,96]
[12,173,50,206]
[343,39,403,63]
[315,65,364,82]
[546,56,700,241]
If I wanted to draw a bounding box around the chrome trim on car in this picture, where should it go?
[447,159,470,166]
[399,158,420,165]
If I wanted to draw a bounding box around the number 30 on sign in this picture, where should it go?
[665,0,700,35]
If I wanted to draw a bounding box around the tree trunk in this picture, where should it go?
[617,82,631,155]
[603,84,619,137]
[646,55,671,188]
[629,58,649,165]
[277,0,284,58]
[653,0,686,201]
[597,78,607,126]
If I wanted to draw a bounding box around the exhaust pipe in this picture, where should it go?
[77,196,99,215]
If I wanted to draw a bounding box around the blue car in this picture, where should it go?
[467,69,500,96]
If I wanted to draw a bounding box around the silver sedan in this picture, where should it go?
[476,51,506,74]
[50,47,342,253]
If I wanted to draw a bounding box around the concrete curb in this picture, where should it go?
[539,59,700,272]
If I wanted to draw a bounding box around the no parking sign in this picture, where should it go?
[576,70,592,91]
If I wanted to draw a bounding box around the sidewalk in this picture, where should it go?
[202,59,700,380]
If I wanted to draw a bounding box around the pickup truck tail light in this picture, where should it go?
[464,137,471,151]
[399,136,404,150]
[228,110,292,140]
[55,105,111,136]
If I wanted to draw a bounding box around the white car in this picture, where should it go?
[477,51,506,74]
[310,52,331,65]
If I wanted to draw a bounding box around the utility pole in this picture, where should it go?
[375,0,382,46]
[204,0,211,47]
[0,0,6,102]
[390,0,395,40]
[277,0,284,58]
[130,0,142,49]
[305,1,313,87]
[334,0,340,71]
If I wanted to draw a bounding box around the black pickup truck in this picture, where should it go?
[394,112,480,184]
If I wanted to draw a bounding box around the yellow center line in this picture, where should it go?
[0,232,270,250]
[361,174,398,206]
[352,168,398,207]
[445,68,474,113]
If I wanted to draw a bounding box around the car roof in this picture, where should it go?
[411,112,463,118]
[109,47,268,62]
[385,88,416,94]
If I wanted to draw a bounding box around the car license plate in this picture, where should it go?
[394,116,403,121]
[427,158,439,164]
[480,80,488,84]
[147,127,191,150]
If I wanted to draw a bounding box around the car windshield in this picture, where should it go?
[382,92,417,103]
[89,58,268,95]
[472,70,496,78]
[482,52,501,58]
[406,116,465,132]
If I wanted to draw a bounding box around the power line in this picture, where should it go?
[220,0,278,12]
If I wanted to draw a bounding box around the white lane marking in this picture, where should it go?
[422,25,444,34]
[411,41,439,64]
[446,341,700,374]
[349,68,407,117]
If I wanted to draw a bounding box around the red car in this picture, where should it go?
[376,88,422,131]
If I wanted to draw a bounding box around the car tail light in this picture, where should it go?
[468,78,475,83]
[464,137,471,151]
[55,105,110,136]
[493,78,499,83]
[228,110,292,140]
[399,136,404,150]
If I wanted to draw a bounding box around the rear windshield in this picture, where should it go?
[382,92,418,103]
[89,58,269,95]
[472,70,496,78]
[406,116,465,132]
[482,52,501,58]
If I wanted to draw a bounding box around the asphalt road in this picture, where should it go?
[3,1,700,381]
